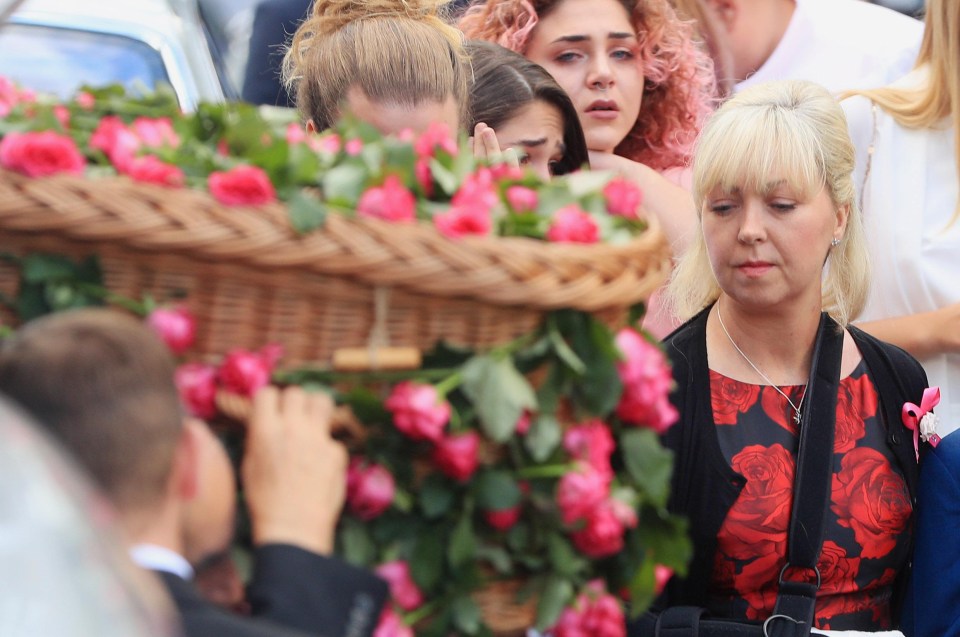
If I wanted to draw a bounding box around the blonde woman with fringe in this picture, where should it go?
[638,80,930,634]
[282,0,468,135]
[842,0,960,437]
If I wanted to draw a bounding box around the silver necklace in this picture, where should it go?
[716,305,806,425]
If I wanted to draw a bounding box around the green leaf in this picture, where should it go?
[535,576,574,630]
[411,531,444,591]
[474,470,521,512]
[447,513,476,569]
[547,319,586,375]
[429,158,458,196]
[460,355,537,442]
[21,254,83,283]
[635,509,692,575]
[524,413,562,462]
[339,518,376,567]
[476,544,513,574]
[620,429,674,507]
[564,170,614,197]
[547,533,587,577]
[288,190,328,234]
[452,595,482,635]
[420,474,455,519]
[322,162,368,206]
[572,318,623,416]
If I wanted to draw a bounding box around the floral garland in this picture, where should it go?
[0,80,691,637]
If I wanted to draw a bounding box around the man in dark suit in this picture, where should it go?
[0,309,387,637]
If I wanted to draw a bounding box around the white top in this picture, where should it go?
[843,67,960,436]
[130,543,195,580]
[736,0,922,94]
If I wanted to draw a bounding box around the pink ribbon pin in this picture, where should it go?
[902,387,941,461]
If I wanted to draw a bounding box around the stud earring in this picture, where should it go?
[831,237,841,247]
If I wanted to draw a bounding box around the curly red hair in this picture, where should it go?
[459,0,717,171]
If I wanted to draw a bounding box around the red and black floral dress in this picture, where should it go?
[707,361,913,631]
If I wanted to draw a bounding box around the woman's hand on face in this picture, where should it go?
[588,151,696,254]
[471,122,520,168]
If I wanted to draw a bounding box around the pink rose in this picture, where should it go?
[556,465,609,524]
[75,92,95,110]
[317,133,341,155]
[373,608,414,637]
[357,175,417,223]
[603,177,643,219]
[126,155,185,187]
[90,116,140,170]
[208,165,277,206]
[131,117,180,148]
[146,305,196,354]
[488,163,526,182]
[218,345,282,397]
[506,185,538,213]
[484,506,522,531]
[347,460,396,520]
[515,410,533,435]
[53,105,70,129]
[570,502,627,558]
[384,382,451,442]
[174,363,218,420]
[0,131,85,177]
[614,328,678,432]
[546,205,600,244]
[344,138,364,156]
[654,564,674,595]
[432,431,481,482]
[414,121,458,158]
[374,560,424,611]
[563,420,616,482]
[433,203,492,238]
[451,168,498,212]
[414,157,433,196]
[285,122,308,144]
[553,583,625,637]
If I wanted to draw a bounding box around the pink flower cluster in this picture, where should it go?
[358,175,416,223]
[614,328,678,433]
[384,382,451,442]
[546,205,600,244]
[603,178,643,219]
[90,115,184,186]
[0,131,85,177]
[173,343,283,420]
[552,581,626,637]
[556,421,638,559]
[0,76,35,117]
[146,305,196,355]
[434,168,497,238]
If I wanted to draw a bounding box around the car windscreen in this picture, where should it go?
[0,24,171,99]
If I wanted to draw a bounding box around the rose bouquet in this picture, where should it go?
[0,80,691,636]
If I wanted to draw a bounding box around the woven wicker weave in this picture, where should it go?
[0,170,671,366]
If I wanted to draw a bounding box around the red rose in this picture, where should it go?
[125,155,185,187]
[174,362,218,420]
[347,460,396,520]
[834,374,876,453]
[553,582,625,637]
[357,175,416,223]
[0,131,85,177]
[816,541,861,595]
[831,447,911,559]
[759,385,802,434]
[570,501,626,558]
[484,505,521,531]
[546,205,600,244]
[719,444,794,561]
[218,345,282,397]
[432,431,480,482]
[433,202,492,238]
[736,553,783,620]
[710,372,760,425]
[208,165,276,206]
[146,305,196,354]
[514,410,533,435]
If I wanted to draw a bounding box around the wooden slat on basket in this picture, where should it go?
[0,170,671,366]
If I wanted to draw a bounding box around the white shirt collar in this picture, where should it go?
[130,543,195,580]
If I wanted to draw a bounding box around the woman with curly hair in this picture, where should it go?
[282,0,468,136]
[460,0,717,253]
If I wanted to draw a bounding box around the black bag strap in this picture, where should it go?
[769,313,844,637]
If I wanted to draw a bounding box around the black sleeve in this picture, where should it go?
[241,0,310,106]
[247,544,388,637]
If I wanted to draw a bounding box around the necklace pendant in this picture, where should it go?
[793,410,802,425]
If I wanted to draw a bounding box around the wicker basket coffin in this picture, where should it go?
[0,169,671,367]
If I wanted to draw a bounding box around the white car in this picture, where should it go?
[0,0,228,110]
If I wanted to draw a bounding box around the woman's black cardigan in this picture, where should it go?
[650,306,929,622]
